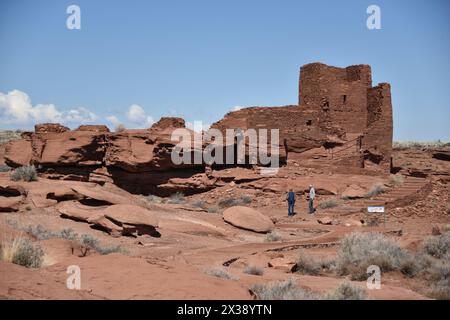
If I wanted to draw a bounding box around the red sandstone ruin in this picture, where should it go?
[1,62,393,194]
[213,62,393,174]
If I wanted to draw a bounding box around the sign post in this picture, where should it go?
[367,206,385,228]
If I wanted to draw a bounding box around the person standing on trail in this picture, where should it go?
[308,185,316,214]
[287,189,295,216]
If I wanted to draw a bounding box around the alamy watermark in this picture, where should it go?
[367,265,381,290]
[66,4,81,30]
[66,265,81,290]
[170,121,280,176]
[367,5,381,30]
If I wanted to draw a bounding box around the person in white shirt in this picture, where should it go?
[308,185,316,214]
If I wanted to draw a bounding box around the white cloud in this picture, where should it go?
[106,115,121,127]
[126,104,154,127]
[186,121,211,132]
[0,89,97,125]
[233,105,244,111]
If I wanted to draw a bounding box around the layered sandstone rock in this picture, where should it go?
[58,201,159,236]
[222,206,274,233]
[1,62,393,195]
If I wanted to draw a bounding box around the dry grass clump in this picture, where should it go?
[0,236,44,268]
[390,174,405,187]
[264,231,282,242]
[427,262,450,300]
[204,267,238,280]
[168,192,185,204]
[323,282,367,300]
[0,130,22,144]
[318,198,340,209]
[250,278,317,300]
[421,232,450,259]
[295,250,334,276]
[244,265,264,276]
[0,164,12,172]
[393,140,449,150]
[218,195,252,208]
[146,194,164,204]
[10,165,38,182]
[336,232,412,280]
[363,183,385,198]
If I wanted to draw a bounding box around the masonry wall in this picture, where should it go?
[363,83,393,172]
[299,63,372,134]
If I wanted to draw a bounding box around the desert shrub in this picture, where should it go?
[146,194,164,204]
[80,234,99,249]
[323,282,367,300]
[336,232,411,280]
[244,265,264,276]
[318,198,340,209]
[240,195,252,204]
[1,237,44,268]
[264,231,281,242]
[427,261,450,300]
[393,140,449,150]
[10,165,38,182]
[364,184,385,198]
[79,234,123,256]
[192,200,207,209]
[26,225,59,240]
[204,267,238,280]
[207,206,219,213]
[95,244,124,255]
[218,195,252,208]
[0,164,12,172]
[295,251,324,275]
[59,228,78,241]
[421,232,450,259]
[0,130,22,144]
[250,278,317,300]
[168,192,185,204]
[390,174,404,187]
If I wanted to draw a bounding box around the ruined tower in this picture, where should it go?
[211,62,393,174]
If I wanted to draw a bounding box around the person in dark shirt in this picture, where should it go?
[287,189,295,216]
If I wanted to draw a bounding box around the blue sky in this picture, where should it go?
[0,0,449,141]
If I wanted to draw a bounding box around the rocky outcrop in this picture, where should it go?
[58,201,159,237]
[222,206,274,233]
[1,62,393,195]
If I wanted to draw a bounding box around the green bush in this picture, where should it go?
[10,165,38,182]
